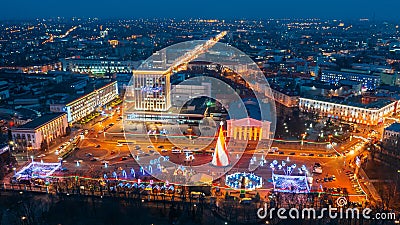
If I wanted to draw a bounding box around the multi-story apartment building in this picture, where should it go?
[50,81,118,123]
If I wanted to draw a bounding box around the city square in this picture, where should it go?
[0,3,400,225]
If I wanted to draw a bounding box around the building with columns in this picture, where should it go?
[227,118,271,141]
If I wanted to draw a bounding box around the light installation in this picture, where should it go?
[270,160,310,193]
[211,122,230,167]
[225,172,263,190]
[14,161,62,180]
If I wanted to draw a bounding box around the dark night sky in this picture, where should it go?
[1,0,400,20]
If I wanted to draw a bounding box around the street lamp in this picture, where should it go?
[301,133,306,146]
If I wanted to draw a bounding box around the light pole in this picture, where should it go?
[301,133,306,147]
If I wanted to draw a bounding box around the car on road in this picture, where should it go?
[60,167,69,172]
[116,143,123,147]
[331,175,336,181]
[147,145,153,149]
[269,147,279,153]
[278,151,284,155]
[95,144,101,148]
[85,153,93,157]
[318,154,324,157]
[289,152,295,155]
[158,145,164,149]
[37,154,46,158]
[120,157,128,161]
[308,153,314,156]
[312,163,322,174]
[313,167,323,174]
[161,149,168,152]
[172,149,182,154]
[110,150,116,154]
[300,153,307,156]
[90,157,97,161]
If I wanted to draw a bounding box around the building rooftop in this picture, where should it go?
[301,82,340,90]
[322,69,380,77]
[52,80,116,105]
[300,95,394,110]
[13,113,66,130]
[385,123,400,133]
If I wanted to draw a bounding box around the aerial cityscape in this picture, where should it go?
[0,1,400,225]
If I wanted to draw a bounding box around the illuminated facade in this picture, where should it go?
[321,70,381,90]
[11,113,68,151]
[271,89,299,107]
[61,58,136,74]
[127,70,171,111]
[227,118,271,140]
[50,82,118,123]
[299,97,398,125]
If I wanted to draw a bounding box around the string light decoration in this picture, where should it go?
[225,172,263,190]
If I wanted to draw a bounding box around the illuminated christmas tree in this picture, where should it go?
[211,122,230,167]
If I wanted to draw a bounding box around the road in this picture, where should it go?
[28,113,365,200]
[20,101,396,205]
